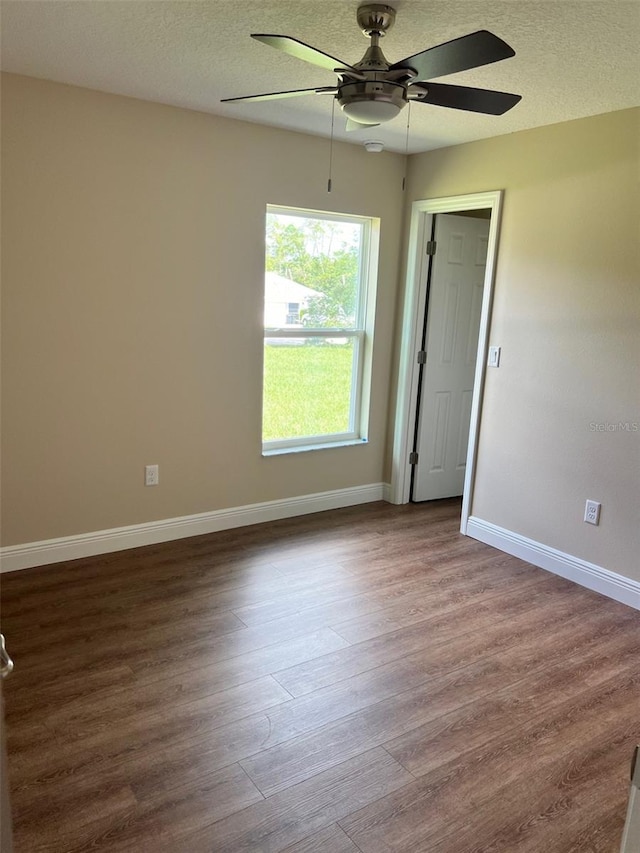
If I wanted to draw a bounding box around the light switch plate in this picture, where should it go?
[488,346,501,368]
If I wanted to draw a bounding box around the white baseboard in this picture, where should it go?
[466,516,640,611]
[0,483,386,573]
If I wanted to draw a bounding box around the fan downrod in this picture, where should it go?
[357,4,396,37]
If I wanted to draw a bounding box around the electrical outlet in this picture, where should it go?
[584,499,601,525]
[145,464,159,487]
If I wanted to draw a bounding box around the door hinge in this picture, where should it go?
[416,350,427,364]
[426,240,437,256]
[409,451,419,465]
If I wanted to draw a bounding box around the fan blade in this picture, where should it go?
[345,118,380,132]
[390,30,515,82]
[410,82,521,115]
[252,34,358,73]
[221,86,336,104]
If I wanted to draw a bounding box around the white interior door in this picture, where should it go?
[412,213,490,502]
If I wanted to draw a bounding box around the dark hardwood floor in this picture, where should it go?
[1,499,638,852]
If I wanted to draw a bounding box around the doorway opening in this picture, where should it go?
[390,191,503,535]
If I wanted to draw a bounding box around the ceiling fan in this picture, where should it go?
[221,3,521,129]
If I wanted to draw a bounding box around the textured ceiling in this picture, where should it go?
[1,0,639,153]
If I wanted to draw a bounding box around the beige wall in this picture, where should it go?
[0,73,405,545]
[404,108,640,580]
[2,72,638,586]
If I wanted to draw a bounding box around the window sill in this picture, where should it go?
[262,438,368,457]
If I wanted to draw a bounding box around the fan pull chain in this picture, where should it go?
[327,98,336,192]
[402,101,411,191]
[327,98,336,193]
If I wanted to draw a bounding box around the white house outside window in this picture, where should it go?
[262,206,380,453]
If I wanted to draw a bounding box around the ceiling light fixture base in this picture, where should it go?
[356,4,396,37]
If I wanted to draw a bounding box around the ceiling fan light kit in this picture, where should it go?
[340,82,405,125]
[222,2,521,130]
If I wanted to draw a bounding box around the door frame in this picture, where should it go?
[389,190,503,534]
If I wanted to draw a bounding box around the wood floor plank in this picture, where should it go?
[10,707,274,806]
[18,608,635,811]
[260,611,639,757]
[280,823,361,852]
[42,674,292,749]
[2,498,637,852]
[3,663,135,727]
[36,644,506,800]
[543,805,627,853]
[130,625,351,689]
[1,560,354,639]
[125,592,382,678]
[7,608,247,682]
[4,624,346,729]
[426,736,633,853]
[126,763,264,853]
[14,631,564,802]
[362,555,566,611]
[12,781,138,853]
[328,572,580,645]
[383,628,640,780]
[230,576,367,627]
[339,674,640,852]
[180,748,413,853]
[239,628,639,797]
[55,763,265,853]
[7,630,350,782]
[271,579,621,698]
[0,556,287,622]
[335,536,490,579]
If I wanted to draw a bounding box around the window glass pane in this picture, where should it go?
[263,338,356,442]
[265,213,362,330]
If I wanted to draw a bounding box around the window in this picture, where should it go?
[286,303,300,325]
[263,206,379,453]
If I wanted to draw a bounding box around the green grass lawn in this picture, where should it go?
[263,343,354,441]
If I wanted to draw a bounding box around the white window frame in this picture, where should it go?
[262,205,379,455]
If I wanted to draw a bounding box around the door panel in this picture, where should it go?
[412,213,490,502]
[431,391,451,471]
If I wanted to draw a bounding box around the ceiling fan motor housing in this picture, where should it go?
[340,6,406,125]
